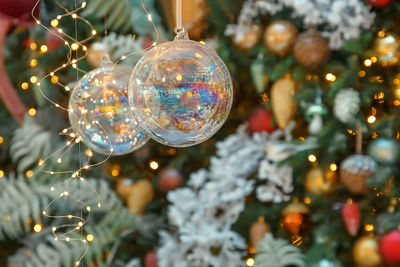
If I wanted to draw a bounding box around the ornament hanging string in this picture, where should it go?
[175,0,183,34]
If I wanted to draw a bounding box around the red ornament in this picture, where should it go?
[142,35,154,50]
[157,168,183,193]
[341,200,361,236]
[46,28,64,51]
[248,107,276,134]
[366,0,393,7]
[145,250,158,267]
[380,230,400,264]
[0,0,40,26]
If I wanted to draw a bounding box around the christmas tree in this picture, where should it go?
[1,0,400,266]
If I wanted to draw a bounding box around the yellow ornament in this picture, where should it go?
[127,179,154,215]
[282,200,309,235]
[161,0,208,39]
[305,167,337,194]
[374,34,400,65]
[264,20,297,56]
[233,25,262,50]
[271,77,297,128]
[353,235,383,267]
[87,42,106,67]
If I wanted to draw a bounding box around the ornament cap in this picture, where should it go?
[174,26,189,41]
[100,54,113,67]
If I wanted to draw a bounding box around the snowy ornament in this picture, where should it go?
[333,88,361,123]
[68,57,149,155]
[129,27,233,147]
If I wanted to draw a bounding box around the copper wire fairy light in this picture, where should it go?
[29,0,160,265]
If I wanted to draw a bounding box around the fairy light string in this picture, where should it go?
[27,0,161,265]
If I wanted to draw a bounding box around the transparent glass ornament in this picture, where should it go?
[68,57,149,155]
[129,29,233,147]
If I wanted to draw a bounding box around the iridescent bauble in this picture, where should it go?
[367,138,400,164]
[68,65,149,155]
[264,20,297,56]
[129,32,233,147]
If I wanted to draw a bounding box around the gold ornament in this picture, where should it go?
[293,31,330,69]
[161,0,208,39]
[305,167,337,194]
[233,25,262,50]
[282,200,309,235]
[353,235,383,267]
[374,34,400,65]
[127,179,154,215]
[115,178,133,202]
[264,20,297,56]
[340,154,377,195]
[271,76,297,128]
[87,42,106,67]
[249,217,271,248]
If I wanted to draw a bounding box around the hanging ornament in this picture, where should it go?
[341,200,361,236]
[367,0,394,8]
[248,107,276,134]
[233,24,262,50]
[250,54,268,93]
[353,235,383,267]
[87,42,106,68]
[367,138,400,164]
[157,167,183,193]
[282,200,309,235]
[115,178,133,202]
[127,179,155,215]
[145,250,158,267]
[380,230,400,265]
[69,59,149,155]
[333,88,361,124]
[306,100,327,135]
[271,76,297,128]
[305,167,337,194]
[0,0,40,26]
[374,33,400,65]
[46,28,64,52]
[340,154,377,194]
[264,20,297,56]
[293,31,330,69]
[129,26,233,147]
[249,216,271,248]
[161,0,208,39]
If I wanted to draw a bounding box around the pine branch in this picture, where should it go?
[255,233,305,267]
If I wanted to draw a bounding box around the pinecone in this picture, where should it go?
[333,88,361,123]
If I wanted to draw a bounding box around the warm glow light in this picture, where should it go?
[176,74,183,81]
[40,45,48,53]
[21,82,29,90]
[0,170,4,178]
[329,163,337,172]
[71,43,79,50]
[325,73,336,82]
[365,224,374,231]
[25,170,34,178]
[0,136,3,144]
[304,197,311,205]
[51,75,59,84]
[246,258,255,267]
[364,59,372,67]
[111,169,119,177]
[51,19,59,27]
[85,149,93,157]
[30,42,37,50]
[30,59,38,67]
[371,56,377,63]
[28,108,37,116]
[394,100,400,106]
[91,29,97,35]
[33,224,42,233]
[308,154,317,163]
[30,76,38,83]
[149,160,159,170]
[86,234,94,242]
[358,70,366,77]
[367,115,376,124]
